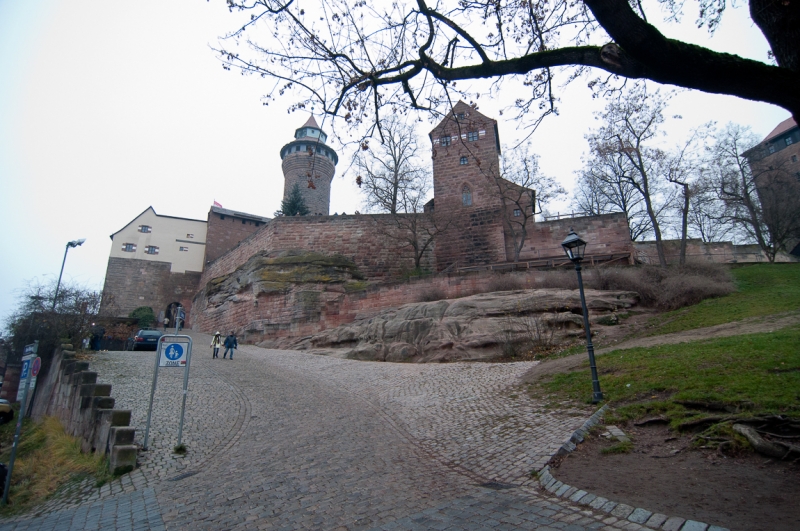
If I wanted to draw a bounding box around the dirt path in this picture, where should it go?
[522,310,800,384]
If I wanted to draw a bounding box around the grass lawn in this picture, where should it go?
[651,263,800,335]
[533,326,800,423]
[0,415,110,514]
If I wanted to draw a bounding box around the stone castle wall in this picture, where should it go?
[204,210,266,264]
[196,214,437,309]
[100,257,201,321]
[518,214,634,261]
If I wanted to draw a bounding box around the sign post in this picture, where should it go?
[3,342,38,505]
[142,334,193,450]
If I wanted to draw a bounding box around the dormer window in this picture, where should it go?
[769,145,776,154]
[786,137,794,146]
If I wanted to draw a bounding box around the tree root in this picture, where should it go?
[732,424,800,459]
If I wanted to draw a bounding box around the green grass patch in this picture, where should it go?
[651,263,800,335]
[601,440,633,454]
[534,326,800,420]
[0,416,111,514]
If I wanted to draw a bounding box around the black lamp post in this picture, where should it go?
[52,239,86,312]
[561,229,604,403]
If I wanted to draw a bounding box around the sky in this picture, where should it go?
[0,0,791,322]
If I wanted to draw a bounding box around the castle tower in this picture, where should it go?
[279,116,338,215]
[428,101,508,269]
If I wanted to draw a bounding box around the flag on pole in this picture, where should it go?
[213,201,222,207]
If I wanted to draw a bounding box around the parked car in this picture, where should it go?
[0,399,13,424]
[125,329,163,351]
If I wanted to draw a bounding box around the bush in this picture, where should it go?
[486,273,526,293]
[418,288,447,302]
[128,306,155,328]
[490,263,733,312]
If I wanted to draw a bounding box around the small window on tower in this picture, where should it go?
[513,209,521,217]
[460,156,468,165]
[462,185,472,206]
[768,145,776,154]
[122,243,136,252]
[144,246,159,255]
[440,136,451,147]
[138,225,151,233]
[786,137,794,146]
[467,131,478,142]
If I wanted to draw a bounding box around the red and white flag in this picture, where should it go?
[213,200,223,208]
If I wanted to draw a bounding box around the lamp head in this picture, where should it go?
[68,238,86,248]
[561,229,586,262]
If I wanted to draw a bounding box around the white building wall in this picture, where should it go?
[109,208,207,273]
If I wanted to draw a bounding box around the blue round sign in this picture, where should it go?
[164,344,184,360]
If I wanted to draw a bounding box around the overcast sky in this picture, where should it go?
[0,0,790,322]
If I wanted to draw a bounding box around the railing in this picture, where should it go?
[454,252,634,273]
[541,211,591,221]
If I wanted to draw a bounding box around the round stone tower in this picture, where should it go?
[279,116,338,215]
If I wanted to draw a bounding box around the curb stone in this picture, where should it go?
[536,405,731,531]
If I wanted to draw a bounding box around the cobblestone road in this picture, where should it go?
[0,333,651,530]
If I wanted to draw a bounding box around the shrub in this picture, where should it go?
[486,273,526,292]
[419,287,447,302]
[128,306,155,328]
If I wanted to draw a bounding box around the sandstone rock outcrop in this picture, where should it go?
[261,288,638,362]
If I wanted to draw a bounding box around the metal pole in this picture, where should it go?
[575,262,604,403]
[142,339,163,451]
[51,244,70,312]
[176,337,193,446]
[3,342,38,505]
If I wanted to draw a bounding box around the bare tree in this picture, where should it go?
[494,145,565,261]
[686,174,735,243]
[4,279,101,365]
[575,148,654,241]
[585,85,674,266]
[355,116,429,214]
[664,125,712,264]
[710,124,800,261]
[218,1,800,130]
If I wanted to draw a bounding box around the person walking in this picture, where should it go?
[163,317,169,331]
[210,332,222,359]
[223,331,237,359]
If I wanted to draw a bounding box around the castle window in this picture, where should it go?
[457,113,465,120]
[186,233,194,238]
[513,209,521,217]
[460,156,468,165]
[462,185,472,206]
[138,225,151,233]
[467,131,478,142]
[440,136,451,147]
[122,243,136,252]
[144,246,159,255]
[786,137,794,146]
[179,246,189,252]
[768,145,776,154]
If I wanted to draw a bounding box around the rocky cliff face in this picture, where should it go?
[259,288,638,362]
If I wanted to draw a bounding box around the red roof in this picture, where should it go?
[763,117,797,142]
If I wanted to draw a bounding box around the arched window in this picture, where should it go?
[462,185,472,206]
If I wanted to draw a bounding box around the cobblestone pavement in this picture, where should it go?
[0,333,654,530]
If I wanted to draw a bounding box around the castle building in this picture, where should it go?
[100,109,634,331]
[743,117,800,256]
[279,116,338,215]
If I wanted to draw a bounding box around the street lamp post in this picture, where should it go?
[561,229,604,403]
[52,239,86,312]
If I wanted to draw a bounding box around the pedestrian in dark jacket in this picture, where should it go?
[223,331,237,359]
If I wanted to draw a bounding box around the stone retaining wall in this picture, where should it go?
[30,346,137,474]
